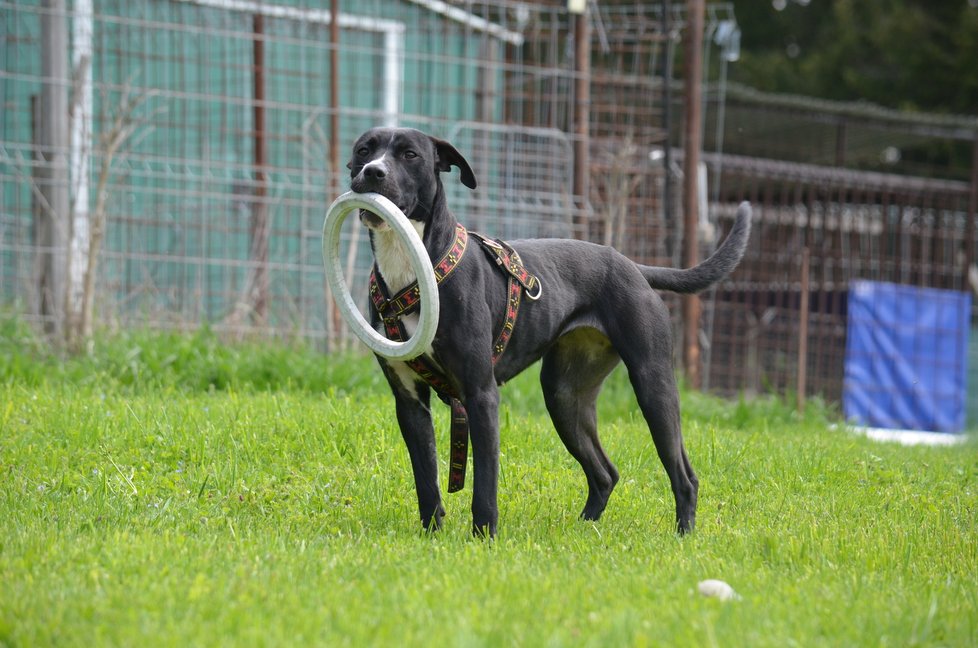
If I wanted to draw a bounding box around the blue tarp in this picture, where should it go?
[843,281,971,433]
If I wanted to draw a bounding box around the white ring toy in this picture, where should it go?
[322,191,439,361]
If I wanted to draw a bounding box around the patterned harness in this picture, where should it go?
[368,223,541,492]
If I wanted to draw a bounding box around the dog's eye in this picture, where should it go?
[356,147,369,157]
[403,150,418,160]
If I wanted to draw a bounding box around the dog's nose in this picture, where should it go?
[362,160,386,182]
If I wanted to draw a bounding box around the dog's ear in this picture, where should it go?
[431,136,477,190]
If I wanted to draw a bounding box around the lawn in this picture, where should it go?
[1,324,976,646]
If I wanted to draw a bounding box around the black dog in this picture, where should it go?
[348,127,750,537]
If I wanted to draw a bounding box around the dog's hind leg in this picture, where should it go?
[463,384,501,538]
[631,377,698,534]
[612,303,699,534]
[540,329,621,521]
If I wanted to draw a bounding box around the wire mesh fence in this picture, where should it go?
[2,0,975,409]
[3,0,707,344]
[706,154,975,401]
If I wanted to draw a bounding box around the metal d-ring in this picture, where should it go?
[526,278,543,301]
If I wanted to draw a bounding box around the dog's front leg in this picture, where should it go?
[464,385,501,538]
[393,390,445,532]
[381,361,445,531]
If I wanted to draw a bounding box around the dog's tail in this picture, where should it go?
[639,201,752,294]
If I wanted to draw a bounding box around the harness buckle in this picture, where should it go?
[479,237,504,251]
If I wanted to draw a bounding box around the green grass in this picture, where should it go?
[1,322,976,646]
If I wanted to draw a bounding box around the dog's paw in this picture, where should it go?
[420,504,445,534]
[676,515,696,536]
[471,522,496,541]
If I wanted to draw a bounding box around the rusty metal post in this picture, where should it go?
[327,0,344,350]
[682,0,704,388]
[473,39,498,232]
[329,0,341,197]
[662,0,675,251]
[797,247,810,413]
[31,94,43,321]
[573,7,591,239]
[251,13,269,323]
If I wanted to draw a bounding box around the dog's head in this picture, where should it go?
[347,128,476,230]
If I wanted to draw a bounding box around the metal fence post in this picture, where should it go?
[573,6,591,238]
[797,247,810,413]
[38,0,70,339]
[682,0,704,389]
[251,13,269,323]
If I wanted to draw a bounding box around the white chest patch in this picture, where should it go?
[372,221,427,295]
[372,219,436,359]
[386,359,422,402]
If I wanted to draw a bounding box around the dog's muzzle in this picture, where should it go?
[359,209,388,230]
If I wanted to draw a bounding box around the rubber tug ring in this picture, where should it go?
[322,191,439,361]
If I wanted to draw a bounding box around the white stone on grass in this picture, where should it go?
[698,579,741,601]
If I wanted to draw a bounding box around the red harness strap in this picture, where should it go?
[369,224,540,493]
[470,233,542,358]
[369,225,468,323]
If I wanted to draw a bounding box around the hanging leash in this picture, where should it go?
[369,224,541,492]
